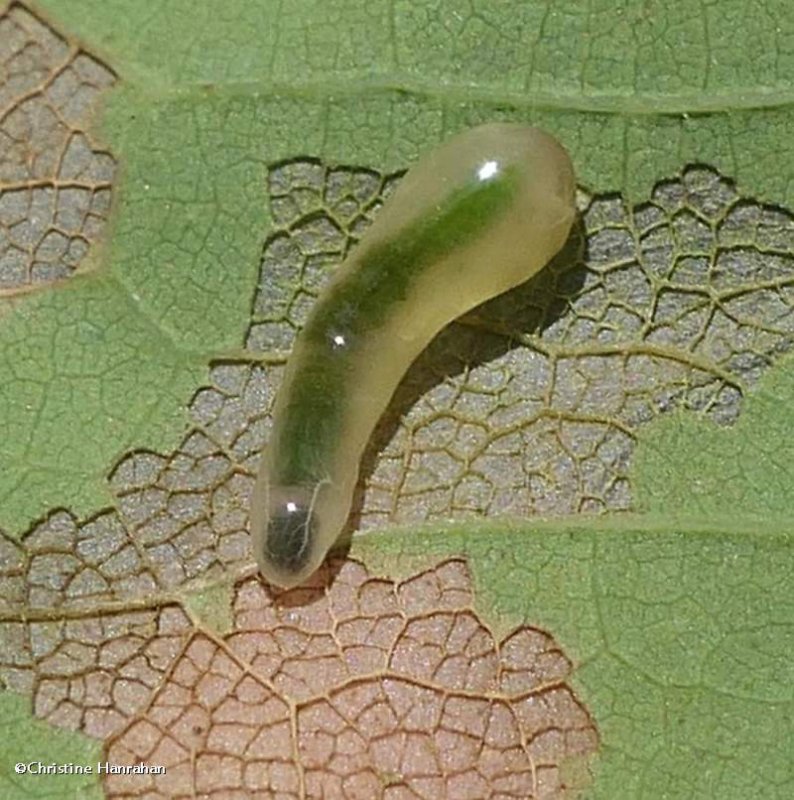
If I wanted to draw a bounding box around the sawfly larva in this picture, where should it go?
[252,123,576,587]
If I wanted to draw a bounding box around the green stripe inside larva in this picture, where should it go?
[271,165,521,487]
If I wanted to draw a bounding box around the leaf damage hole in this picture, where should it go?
[98,558,598,798]
[1,162,792,615]
[0,2,117,291]
[249,158,794,528]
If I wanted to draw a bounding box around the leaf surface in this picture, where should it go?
[0,1,792,798]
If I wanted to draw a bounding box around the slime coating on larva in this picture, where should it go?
[251,123,576,588]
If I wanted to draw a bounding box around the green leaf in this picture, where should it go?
[0,1,792,797]
[0,692,103,799]
[636,355,794,517]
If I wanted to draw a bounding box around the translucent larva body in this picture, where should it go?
[252,123,576,588]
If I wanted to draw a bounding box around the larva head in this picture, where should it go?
[251,482,325,589]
